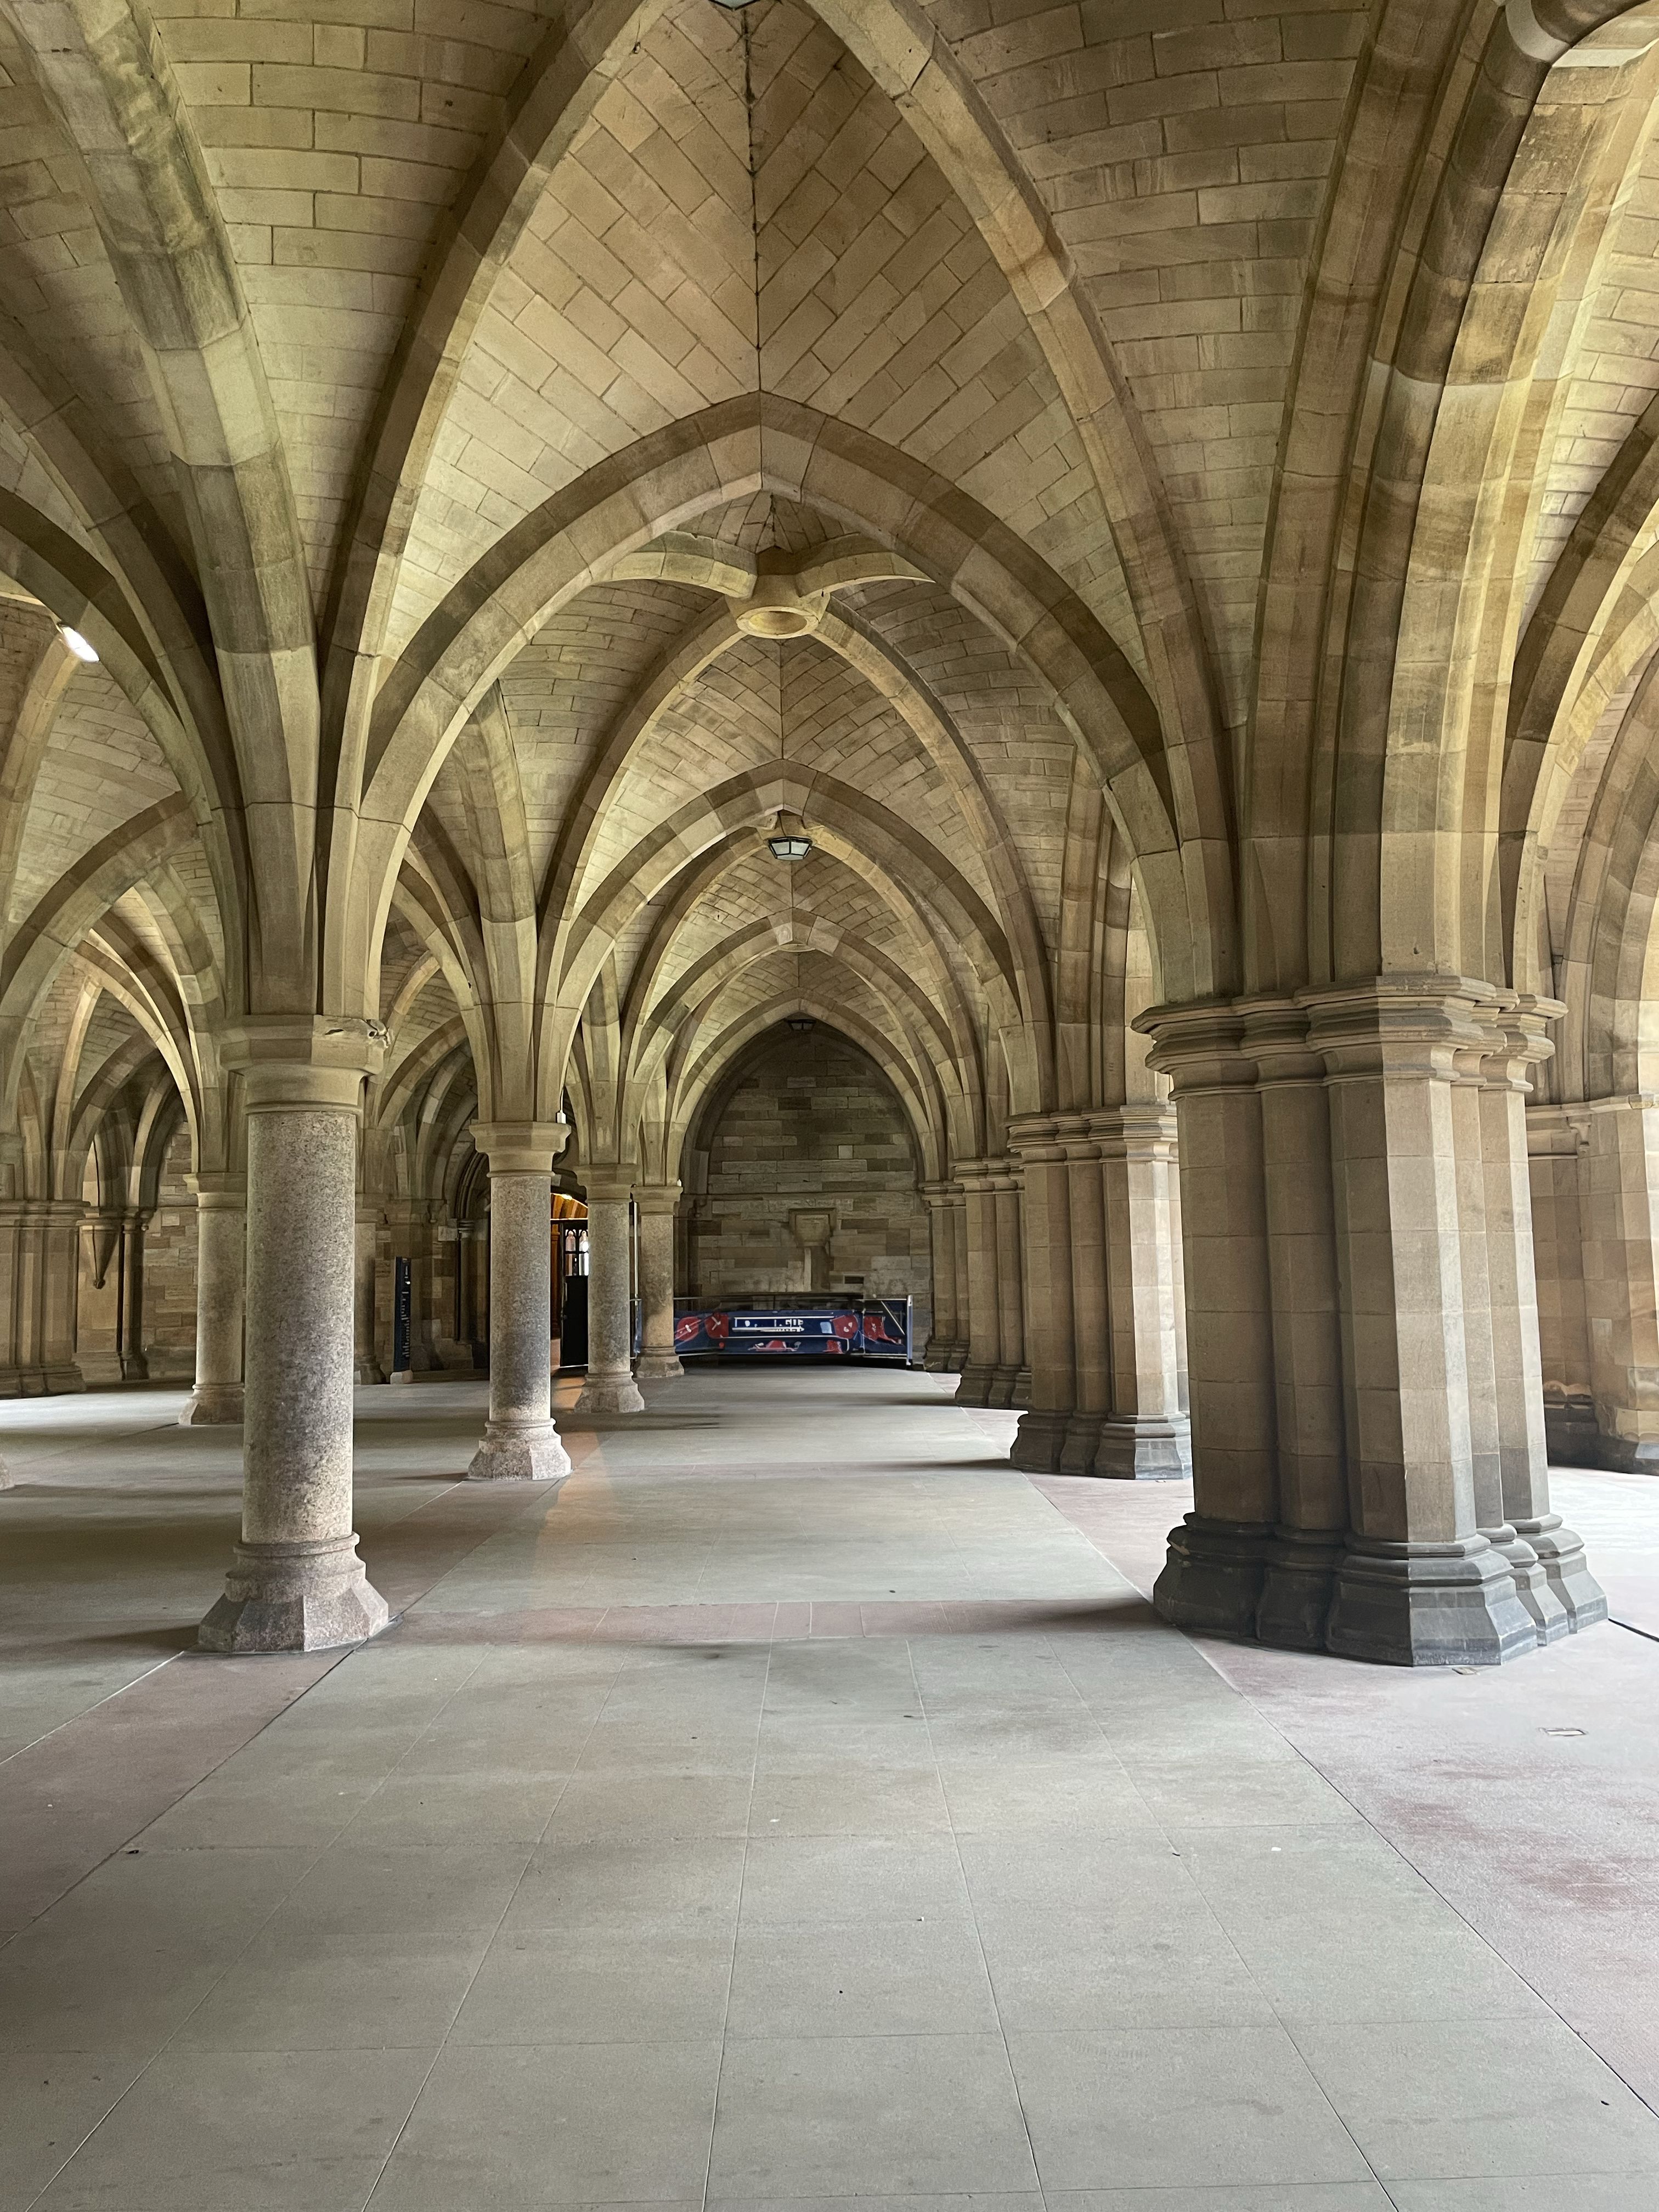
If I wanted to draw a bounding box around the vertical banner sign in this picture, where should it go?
[393,1256,412,1375]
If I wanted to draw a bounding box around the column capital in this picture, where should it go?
[583,1163,637,1203]
[469,1120,571,1174]
[1297,973,1493,1081]
[1006,1113,1066,1163]
[221,1016,385,1109]
[1087,1102,1178,1158]
[949,1156,996,1192]
[187,1172,246,1209]
[1235,994,1323,1084]
[919,1178,965,1204]
[632,1180,681,1216]
[1477,994,1564,1092]
[1525,1102,1588,1153]
[1135,998,1251,1091]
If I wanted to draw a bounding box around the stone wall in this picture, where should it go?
[687,1026,930,1338]
[144,1129,198,1376]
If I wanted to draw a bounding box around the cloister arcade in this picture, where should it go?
[7,0,1659,1673]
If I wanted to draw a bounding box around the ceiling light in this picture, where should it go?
[787,1015,815,1034]
[61,626,98,663]
[766,812,811,862]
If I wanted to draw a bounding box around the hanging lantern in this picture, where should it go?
[766,811,812,861]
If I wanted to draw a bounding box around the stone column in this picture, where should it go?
[0,1198,26,1398]
[1305,979,1536,1667]
[198,1024,388,1654]
[1528,1104,1596,1463]
[1447,1026,1552,1643]
[949,1184,970,1371]
[990,1159,1025,1408]
[576,1169,644,1415]
[468,1122,569,1482]
[179,1176,245,1424]
[920,1181,961,1372]
[1481,1003,1602,1632]
[1010,1119,1074,1470]
[953,1163,1000,1406]
[354,1203,385,1383]
[634,1182,683,1380]
[116,1212,149,1380]
[1095,1103,1190,1478]
[1241,999,1347,1647]
[1141,1005,1278,1635]
[1579,1093,1659,1470]
[1059,1118,1109,1474]
[39,1201,84,1392]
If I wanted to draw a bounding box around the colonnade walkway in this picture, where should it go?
[3,1369,1659,2208]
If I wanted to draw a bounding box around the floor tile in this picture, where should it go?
[1291,2018,1659,2180]
[373,2038,722,2207]
[976,1907,1273,2030]
[452,1918,735,2043]
[726,1916,998,2038]
[1006,2024,1372,2192]
[737,1833,973,1923]
[35,2044,434,2209]
[708,2034,1039,2198]
[503,1833,747,1931]
[172,1929,490,2050]
[0,2055,144,2201]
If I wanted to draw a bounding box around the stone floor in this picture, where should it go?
[2,1367,1657,2211]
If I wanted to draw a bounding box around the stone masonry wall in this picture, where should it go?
[689,1026,930,1338]
[144,1127,198,1375]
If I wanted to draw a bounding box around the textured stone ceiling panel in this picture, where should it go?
[152,0,563,602]
[1526,128,1659,629]
[9,667,178,923]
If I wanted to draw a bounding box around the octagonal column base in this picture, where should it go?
[1154,1513,1271,1638]
[179,1383,244,1426]
[1093,1414,1191,1480]
[467,1419,571,1483]
[198,1535,390,1654]
[575,1372,645,1415]
[1326,1536,1539,1667]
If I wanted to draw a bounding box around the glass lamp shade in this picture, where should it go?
[766,831,812,860]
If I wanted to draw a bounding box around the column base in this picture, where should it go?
[1325,1536,1539,1667]
[1515,1514,1608,1630]
[355,1358,387,1384]
[198,1536,390,1654]
[574,1370,645,1415]
[1009,1408,1069,1472]
[986,1364,1022,1408]
[179,1383,244,1426]
[1014,1364,1032,1407]
[467,1419,571,1483]
[1560,1425,1659,1474]
[1092,1414,1192,1480]
[953,1363,995,1407]
[634,1352,684,1381]
[1255,1528,1343,1650]
[922,1341,950,1372]
[1542,1396,1603,1465]
[1058,1413,1104,1476]
[1487,1527,1570,1645]
[1154,1514,1272,1638]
